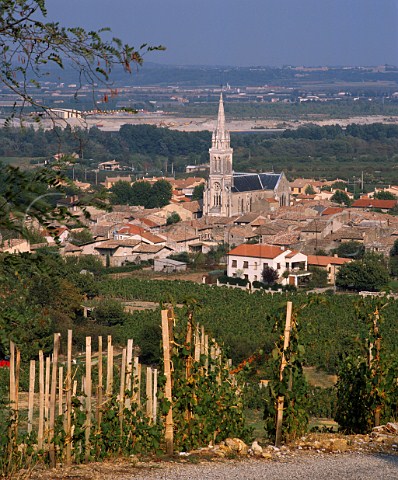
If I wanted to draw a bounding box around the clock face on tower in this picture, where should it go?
[214,181,221,191]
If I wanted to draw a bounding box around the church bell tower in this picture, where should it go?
[203,94,233,216]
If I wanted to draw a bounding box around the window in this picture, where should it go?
[244,274,248,280]
[243,261,249,269]
[254,275,258,281]
[254,262,258,270]
[263,263,268,269]
[232,260,237,268]
[277,263,281,270]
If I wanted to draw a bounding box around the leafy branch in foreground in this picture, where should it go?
[0,0,165,119]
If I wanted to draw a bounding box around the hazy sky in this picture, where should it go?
[46,0,398,67]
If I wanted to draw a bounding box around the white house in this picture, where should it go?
[227,243,308,286]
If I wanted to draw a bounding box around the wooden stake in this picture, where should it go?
[38,351,45,450]
[194,324,200,362]
[49,333,60,467]
[28,360,36,434]
[161,310,174,455]
[153,368,158,424]
[58,366,63,416]
[14,348,20,442]
[133,356,140,406]
[85,336,92,463]
[125,339,133,410]
[65,330,72,466]
[275,301,293,448]
[146,367,153,420]
[106,336,113,397]
[44,356,51,439]
[96,336,103,435]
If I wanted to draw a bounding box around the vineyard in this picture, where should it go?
[99,278,398,374]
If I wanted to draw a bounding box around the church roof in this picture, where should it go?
[232,173,281,193]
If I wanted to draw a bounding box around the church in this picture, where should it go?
[203,95,290,217]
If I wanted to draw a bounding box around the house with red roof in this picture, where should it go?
[351,198,397,212]
[307,255,352,285]
[227,243,308,286]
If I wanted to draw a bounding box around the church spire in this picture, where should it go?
[212,93,230,149]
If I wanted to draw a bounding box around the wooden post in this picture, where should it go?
[194,324,200,362]
[119,347,126,445]
[153,368,158,424]
[161,310,174,455]
[146,367,153,420]
[275,301,293,448]
[38,350,45,450]
[133,356,140,406]
[125,339,133,410]
[65,330,72,466]
[96,336,103,435]
[185,317,193,379]
[58,366,64,416]
[204,334,209,372]
[85,336,92,463]
[106,336,113,397]
[49,333,60,467]
[44,356,51,440]
[200,325,205,355]
[28,360,36,434]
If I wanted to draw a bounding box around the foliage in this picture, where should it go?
[336,253,390,292]
[92,299,127,326]
[191,183,205,201]
[334,301,398,433]
[69,229,94,246]
[374,190,396,200]
[98,277,398,374]
[330,190,351,206]
[304,185,315,195]
[168,310,252,451]
[307,266,328,288]
[333,241,365,260]
[0,0,164,118]
[261,265,279,285]
[263,305,309,442]
[166,212,181,225]
[110,179,172,208]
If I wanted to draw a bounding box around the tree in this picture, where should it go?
[304,185,316,195]
[69,229,94,246]
[166,212,181,225]
[262,265,279,285]
[336,253,390,292]
[334,241,365,260]
[331,190,351,207]
[111,181,133,205]
[92,299,127,326]
[0,0,164,119]
[374,190,396,200]
[389,239,398,277]
[192,183,205,201]
[147,179,172,208]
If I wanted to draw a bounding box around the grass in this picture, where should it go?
[303,367,337,388]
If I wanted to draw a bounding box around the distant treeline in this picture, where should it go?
[2,122,398,182]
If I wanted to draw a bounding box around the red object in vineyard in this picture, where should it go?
[0,359,10,368]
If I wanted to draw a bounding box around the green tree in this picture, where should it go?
[192,183,205,201]
[374,190,396,200]
[389,239,398,277]
[147,179,172,208]
[130,181,152,207]
[336,253,390,292]
[334,241,365,260]
[166,212,181,225]
[304,184,316,195]
[331,190,351,206]
[92,299,127,326]
[69,229,94,246]
[110,181,133,205]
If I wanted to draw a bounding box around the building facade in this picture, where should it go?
[203,95,290,217]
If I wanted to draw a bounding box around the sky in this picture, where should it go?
[46,0,398,67]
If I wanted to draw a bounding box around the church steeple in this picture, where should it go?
[212,93,230,150]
